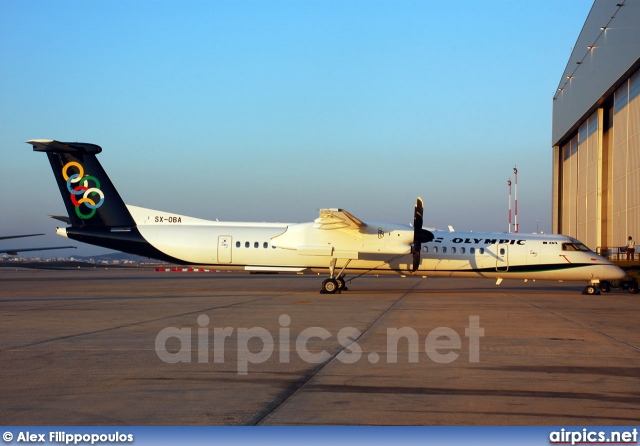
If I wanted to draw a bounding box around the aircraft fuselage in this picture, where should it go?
[55,205,622,283]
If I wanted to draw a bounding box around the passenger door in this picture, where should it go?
[496,243,509,271]
[217,235,232,263]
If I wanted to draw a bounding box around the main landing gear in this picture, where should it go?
[320,259,350,294]
[321,276,348,294]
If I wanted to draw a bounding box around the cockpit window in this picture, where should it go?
[562,243,591,252]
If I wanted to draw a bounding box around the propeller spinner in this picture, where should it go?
[412,197,434,272]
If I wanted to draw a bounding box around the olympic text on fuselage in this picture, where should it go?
[449,238,526,245]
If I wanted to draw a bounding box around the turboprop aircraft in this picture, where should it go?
[28,139,626,295]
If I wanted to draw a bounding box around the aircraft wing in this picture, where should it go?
[1,233,76,255]
[0,246,77,255]
[0,233,45,241]
[314,209,367,231]
[271,207,410,258]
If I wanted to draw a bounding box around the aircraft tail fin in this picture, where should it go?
[28,140,135,228]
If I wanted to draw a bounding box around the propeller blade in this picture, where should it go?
[412,249,421,272]
[412,197,434,272]
[414,197,424,232]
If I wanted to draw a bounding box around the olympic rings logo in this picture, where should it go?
[62,161,105,219]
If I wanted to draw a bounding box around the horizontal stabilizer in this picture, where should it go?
[28,139,102,154]
[50,215,72,224]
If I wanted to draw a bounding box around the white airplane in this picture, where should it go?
[28,139,626,295]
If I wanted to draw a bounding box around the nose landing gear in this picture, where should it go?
[583,284,600,295]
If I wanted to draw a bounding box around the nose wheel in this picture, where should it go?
[583,284,600,295]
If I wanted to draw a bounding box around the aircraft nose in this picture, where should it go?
[600,264,626,280]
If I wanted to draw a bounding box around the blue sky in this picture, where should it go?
[0,0,592,256]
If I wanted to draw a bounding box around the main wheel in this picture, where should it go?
[321,278,339,294]
[600,281,611,293]
[628,281,639,294]
[336,277,346,290]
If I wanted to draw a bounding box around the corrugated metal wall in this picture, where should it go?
[560,113,599,249]
[552,1,640,249]
[552,146,560,235]
[580,117,598,248]
[562,137,578,239]
[611,85,640,247]
[558,73,640,250]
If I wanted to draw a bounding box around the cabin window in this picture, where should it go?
[470,247,475,254]
[422,246,428,253]
[254,242,259,248]
[263,242,269,248]
[433,246,438,253]
[236,241,240,248]
[442,247,447,254]
[460,247,465,254]
[245,241,250,248]
[500,248,506,255]
[451,247,456,254]
[479,248,484,255]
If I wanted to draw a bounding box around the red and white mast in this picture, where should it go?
[513,166,519,233]
[508,178,512,233]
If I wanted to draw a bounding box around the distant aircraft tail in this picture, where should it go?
[28,140,136,228]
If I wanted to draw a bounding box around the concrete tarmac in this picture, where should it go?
[1,268,639,425]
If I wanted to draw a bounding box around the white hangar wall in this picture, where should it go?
[552,0,640,250]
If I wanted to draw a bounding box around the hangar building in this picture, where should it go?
[552,0,640,252]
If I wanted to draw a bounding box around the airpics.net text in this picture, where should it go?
[155,314,484,375]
